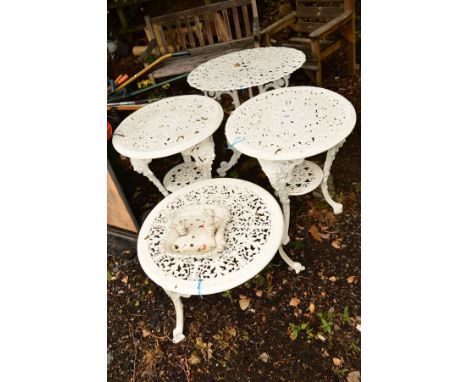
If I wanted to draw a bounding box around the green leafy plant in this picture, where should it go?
[317,311,334,336]
[290,240,304,250]
[288,322,314,340]
[341,306,352,326]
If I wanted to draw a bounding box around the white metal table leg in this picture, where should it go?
[164,290,191,343]
[258,158,305,273]
[130,158,169,197]
[183,135,216,180]
[321,139,346,214]
[258,75,290,93]
[181,154,191,163]
[216,148,242,177]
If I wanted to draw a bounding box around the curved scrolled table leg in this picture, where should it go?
[184,135,216,180]
[204,90,241,109]
[258,75,290,94]
[164,290,191,343]
[216,148,242,177]
[321,139,346,214]
[279,245,305,274]
[130,158,169,197]
[258,158,303,245]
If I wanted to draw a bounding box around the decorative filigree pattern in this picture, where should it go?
[112,95,223,159]
[225,86,356,161]
[188,47,305,92]
[286,160,324,196]
[141,181,282,286]
[163,163,204,193]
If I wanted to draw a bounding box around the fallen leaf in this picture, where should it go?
[308,303,315,314]
[309,225,322,242]
[331,239,342,249]
[141,328,150,337]
[356,324,361,332]
[259,352,269,363]
[347,275,357,284]
[329,276,337,282]
[332,357,343,366]
[317,333,326,342]
[226,326,237,337]
[239,297,250,310]
[347,371,361,382]
[121,275,129,284]
[188,354,201,365]
[320,233,330,240]
[255,290,263,297]
[289,297,301,307]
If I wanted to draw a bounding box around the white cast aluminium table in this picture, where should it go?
[225,86,356,266]
[112,95,224,197]
[188,47,305,176]
[137,178,285,343]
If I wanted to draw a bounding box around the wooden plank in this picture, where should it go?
[222,9,233,40]
[296,0,343,4]
[308,10,352,38]
[193,16,205,46]
[165,22,178,51]
[107,164,138,233]
[149,0,251,23]
[189,36,253,55]
[149,41,255,79]
[293,21,324,33]
[296,6,342,20]
[155,24,169,53]
[185,17,197,48]
[143,16,161,56]
[204,13,214,44]
[320,39,343,58]
[175,19,187,49]
[242,5,251,37]
[232,6,242,38]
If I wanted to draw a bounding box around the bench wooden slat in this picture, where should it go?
[293,21,324,33]
[232,6,242,39]
[193,16,205,46]
[204,13,214,44]
[149,0,251,24]
[155,24,169,53]
[185,17,197,48]
[165,22,177,51]
[296,6,342,20]
[242,5,251,37]
[175,19,187,49]
[222,9,233,40]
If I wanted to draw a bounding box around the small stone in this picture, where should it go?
[332,357,343,366]
[347,371,361,382]
[259,352,269,363]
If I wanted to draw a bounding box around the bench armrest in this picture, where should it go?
[308,10,352,40]
[261,12,296,36]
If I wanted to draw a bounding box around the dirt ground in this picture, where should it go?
[108,3,361,381]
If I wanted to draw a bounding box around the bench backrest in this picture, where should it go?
[294,0,352,33]
[144,0,260,56]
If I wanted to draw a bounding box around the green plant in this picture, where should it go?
[333,367,349,377]
[221,290,232,298]
[341,306,352,326]
[317,311,334,336]
[290,240,304,250]
[288,322,314,340]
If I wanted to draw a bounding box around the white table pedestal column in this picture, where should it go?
[130,158,169,197]
[258,158,305,274]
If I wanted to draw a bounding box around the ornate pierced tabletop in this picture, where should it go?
[188,47,306,177]
[112,95,224,196]
[225,86,356,254]
[137,178,286,343]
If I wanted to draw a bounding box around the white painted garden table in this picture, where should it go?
[112,95,223,197]
[137,178,285,343]
[225,87,356,266]
[187,47,305,176]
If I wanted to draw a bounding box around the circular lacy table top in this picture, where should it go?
[112,95,223,159]
[137,178,284,296]
[187,47,306,92]
[225,86,357,161]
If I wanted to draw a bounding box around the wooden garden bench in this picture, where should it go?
[142,0,260,80]
[261,0,356,86]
